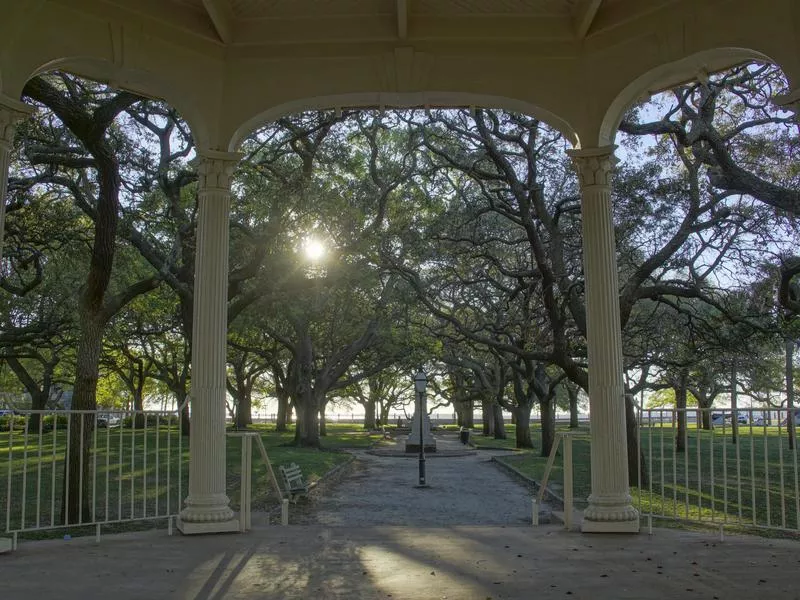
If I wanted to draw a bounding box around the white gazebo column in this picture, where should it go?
[177,150,242,535]
[0,95,33,264]
[568,146,639,533]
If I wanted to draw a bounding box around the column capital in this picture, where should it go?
[567,145,619,189]
[0,95,33,149]
[192,149,243,192]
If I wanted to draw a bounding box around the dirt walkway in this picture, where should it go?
[291,432,538,526]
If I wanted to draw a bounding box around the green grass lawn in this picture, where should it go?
[0,421,383,539]
[469,428,521,451]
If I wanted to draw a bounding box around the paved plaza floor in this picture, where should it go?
[292,433,536,526]
[2,432,799,599]
[3,523,799,599]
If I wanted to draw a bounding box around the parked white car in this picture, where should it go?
[711,413,748,426]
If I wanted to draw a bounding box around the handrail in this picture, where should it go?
[533,430,582,530]
[227,431,286,531]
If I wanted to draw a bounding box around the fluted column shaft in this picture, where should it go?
[0,96,33,264]
[568,146,639,533]
[178,150,242,534]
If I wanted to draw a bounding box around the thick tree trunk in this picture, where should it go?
[539,397,555,458]
[294,394,320,447]
[461,399,474,428]
[567,385,580,429]
[319,402,327,437]
[513,403,533,449]
[291,322,320,446]
[234,384,252,430]
[64,314,103,524]
[177,389,190,436]
[133,390,145,429]
[380,402,391,428]
[28,391,48,433]
[364,398,377,430]
[702,407,711,430]
[787,339,796,450]
[276,389,290,432]
[625,393,648,487]
[454,401,465,427]
[675,369,688,453]
[481,398,494,436]
[492,403,506,439]
[465,405,475,428]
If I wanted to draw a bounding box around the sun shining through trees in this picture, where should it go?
[303,237,326,263]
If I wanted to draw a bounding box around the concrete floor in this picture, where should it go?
[2,524,799,599]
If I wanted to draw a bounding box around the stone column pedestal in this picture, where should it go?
[568,146,639,533]
[178,150,242,535]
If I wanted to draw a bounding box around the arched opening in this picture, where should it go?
[599,47,779,147]
[2,68,199,529]
[607,57,800,525]
[227,91,581,152]
[25,57,211,150]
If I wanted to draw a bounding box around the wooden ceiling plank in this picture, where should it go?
[201,0,233,43]
[573,0,602,38]
[397,0,408,39]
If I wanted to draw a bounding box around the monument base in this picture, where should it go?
[405,444,437,453]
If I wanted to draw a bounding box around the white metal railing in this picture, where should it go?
[637,406,800,535]
[1,402,188,550]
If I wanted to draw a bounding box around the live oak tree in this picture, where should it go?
[19,75,161,523]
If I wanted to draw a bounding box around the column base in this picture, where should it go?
[177,517,241,535]
[582,517,640,533]
[582,493,640,533]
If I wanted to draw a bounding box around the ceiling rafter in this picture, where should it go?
[397,0,408,40]
[572,0,603,38]
[201,0,234,44]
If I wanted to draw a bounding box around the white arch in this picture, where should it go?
[26,57,210,149]
[599,48,778,147]
[227,90,581,152]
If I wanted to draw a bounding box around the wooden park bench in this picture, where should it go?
[279,462,309,503]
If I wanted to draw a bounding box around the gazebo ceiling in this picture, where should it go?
[3,0,796,149]
[92,0,678,47]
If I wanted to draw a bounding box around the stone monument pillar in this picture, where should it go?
[406,409,436,453]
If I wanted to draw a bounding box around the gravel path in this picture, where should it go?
[291,433,538,526]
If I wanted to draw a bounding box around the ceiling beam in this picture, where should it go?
[572,0,603,38]
[397,0,408,40]
[201,0,234,44]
